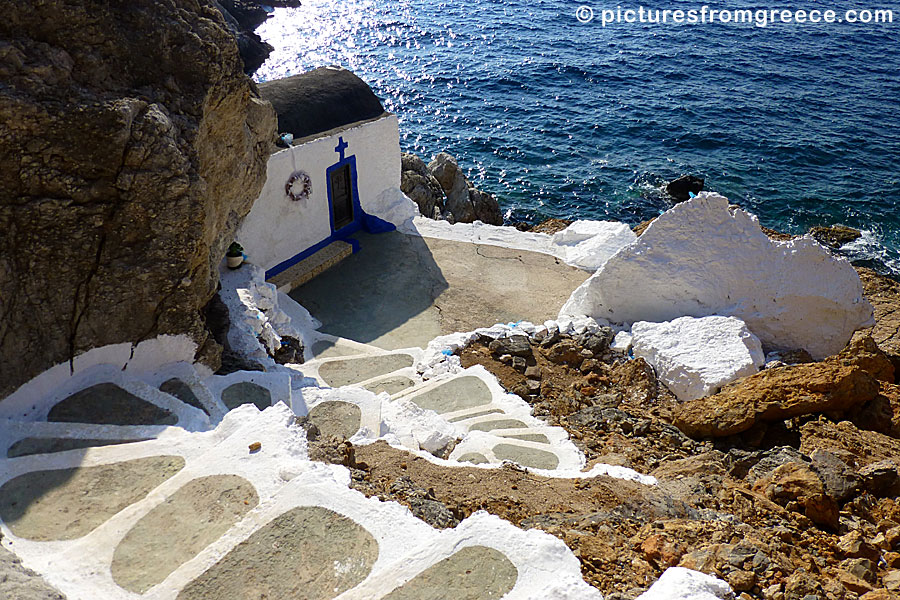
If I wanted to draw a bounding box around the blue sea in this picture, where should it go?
[255,0,900,275]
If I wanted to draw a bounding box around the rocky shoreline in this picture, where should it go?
[401,151,503,225]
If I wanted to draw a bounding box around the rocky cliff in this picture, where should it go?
[0,0,277,398]
[401,151,503,225]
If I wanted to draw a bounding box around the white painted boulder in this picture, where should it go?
[550,220,638,271]
[631,316,765,401]
[561,193,874,359]
[637,567,734,600]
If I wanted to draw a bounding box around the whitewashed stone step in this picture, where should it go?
[0,405,603,600]
[296,349,423,388]
[306,333,386,360]
[0,365,210,433]
[135,362,226,423]
[203,371,292,414]
[392,367,584,472]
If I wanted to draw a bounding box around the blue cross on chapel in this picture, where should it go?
[335,137,349,161]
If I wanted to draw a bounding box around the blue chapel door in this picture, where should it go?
[329,163,354,231]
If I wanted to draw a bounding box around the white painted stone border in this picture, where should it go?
[0,364,210,432]
[399,215,635,275]
[294,348,424,388]
[370,364,586,472]
[136,361,227,423]
[302,331,389,361]
[1,336,201,413]
[430,373,551,426]
[449,430,584,472]
[203,370,292,411]
[351,366,423,394]
[148,460,435,600]
[559,193,874,359]
[446,431,656,484]
[293,385,383,439]
[400,217,559,257]
[416,316,607,380]
[631,315,765,401]
[0,421,175,461]
[460,422,568,446]
[341,510,604,600]
[0,405,308,600]
[143,457,603,600]
[637,566,735,600]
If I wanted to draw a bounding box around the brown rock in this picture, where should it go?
[547,341,583,366]
[608,358,659,405]
[809,224,863,249]
[401,152,445,218]
[838,569,874,595]
[843,335,896,383]
[674,355,880,438]
[838,531,880,561]
[887,526,900,548]
[885,552,900,568]
[632,219,655,236]
[761,226,796,242]
[879,383,900,436]
[579,358,600,373]
[639,534,683,568]
[784,571,824,598]
[853,392,897,436]
[885,570,900,592]
[753,461,838,528]
[468,187,503,226]
[0,0,276,398]
[426,152,502,225]
[428,152,473,223]
[524,365,542,380]
[856,266,900,363]
[843,557,877,583]
[810,448,860,503]
[861,591,895,600]
[779,349,815,365]
[859,460,900,496]
[800,419,900,470]
[530,218,572,235]
[489,335,532,358]
[727,570,757,593]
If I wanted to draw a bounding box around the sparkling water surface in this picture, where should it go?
[255,0,900,274]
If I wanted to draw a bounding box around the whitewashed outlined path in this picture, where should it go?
[0,352,604,600]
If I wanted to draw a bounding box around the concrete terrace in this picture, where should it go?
[291,230,591,354]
